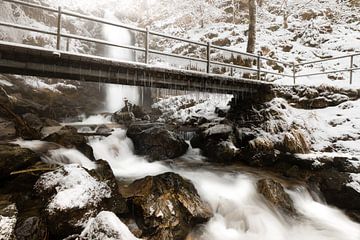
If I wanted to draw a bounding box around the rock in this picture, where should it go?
[191,124,239,162]
[127,123,188,161]
[315,170,360,210]
[0,195,18,240]
[78,211,139,240]
[212,38,231,46]
[0,144,40,179]
[22,113,43,133]
[15,216,47,240]
[132,105,147,119]
[34,164,126,238]
[257,178,296,215]
[43,126,95,160]
[282,128,310,154]
[95,125,113,135]
[0,117,16,140]
[123,172,212,240]
[112,111,135,124]
[215,107,227,117]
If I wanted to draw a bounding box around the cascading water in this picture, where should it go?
[102,11,140,112]
[85,131,360,240]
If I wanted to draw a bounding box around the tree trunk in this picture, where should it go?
[246,0,256,54]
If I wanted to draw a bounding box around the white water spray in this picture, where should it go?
[103,11,140,113]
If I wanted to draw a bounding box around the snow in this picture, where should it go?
[0,204,17,240]
[347,173,360,193]
[35,164,111,213]
[153,93,232,123]
[81,211,139,240]
[22,77,77,93]
[204,124,233,136]
[0,79,13,87]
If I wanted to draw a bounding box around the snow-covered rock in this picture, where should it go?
[79,211,139,240]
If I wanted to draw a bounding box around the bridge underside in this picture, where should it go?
[0,42,272,95]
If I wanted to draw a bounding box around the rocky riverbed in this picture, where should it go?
[1,78,360,239]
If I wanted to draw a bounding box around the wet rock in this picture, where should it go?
[43,126,95,160]
[22,113,43,133]
[123,172,212,240]
[191,124,239,162]
[15,216,47,240]
[0,117,16,140]
[0,144,40,179]
[257,178,296,215]
[78,211,139,240]
[315,170,360,210]
[95,125,113,135]
[112,111,135,124]
[34,164,126,238]
[127,122,188,161]
[282,128,310,154]
[0,195,18,240]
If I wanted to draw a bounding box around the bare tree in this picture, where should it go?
[246,0,256,53]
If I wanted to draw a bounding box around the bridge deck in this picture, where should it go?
[0,41,272,94]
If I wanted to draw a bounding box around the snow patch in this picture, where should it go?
[347,173,360,193]
[81,211,139,240]
[35,164,111,213]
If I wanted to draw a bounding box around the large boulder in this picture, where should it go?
[43,126,95,160]
[122,172,213,240]
[127,122,188,161]
[78,211,139,240]
[34,163,127,238]
[0,195,18,240]
[315,170,360,210]
[22,113,44,133]
[257,178,296,216]
[190,124,240,162]
[112,111,135,124]
[0,144,40,179]
[15,216,47,240]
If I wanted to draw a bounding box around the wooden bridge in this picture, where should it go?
[0,0,358,94]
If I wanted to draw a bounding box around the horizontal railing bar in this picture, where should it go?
[149,49,208,63]
[297,53,360,66]
[296,67,360,78]
[0,21,57,36]
[260,56,293,66]
[61,10,147,33]
[2,0,58,13]
[210,60,258,72]
[62,33,146,52]
[260,69,293,78]
[149,31,207,47]
[210,45,257,59]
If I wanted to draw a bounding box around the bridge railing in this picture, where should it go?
[0,0,358,85]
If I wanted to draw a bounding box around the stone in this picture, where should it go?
[0,118,16,140]
[15,216,47,240]
[123,172,212,240]
[0,144,40,179]
[0,195,18,240]
[112,111,135,124]
[127,122,188,161]
[282,128,310,154]
[34,164,127,238]
[257,178,296,215]
[43,126,95,160]
[78,211,139,240]
[22,113,43,133]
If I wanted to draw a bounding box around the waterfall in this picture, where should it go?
[102,11,140,113]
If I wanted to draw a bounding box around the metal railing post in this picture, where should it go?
[207,42,211,73]
[257,53,261,80]
[350,55,354,85]
[293,62,296,84]
[56,6,62,50]
[66,38,70,51]
[145,27,149,64]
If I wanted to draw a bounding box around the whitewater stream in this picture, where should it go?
[15,124,360,240]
